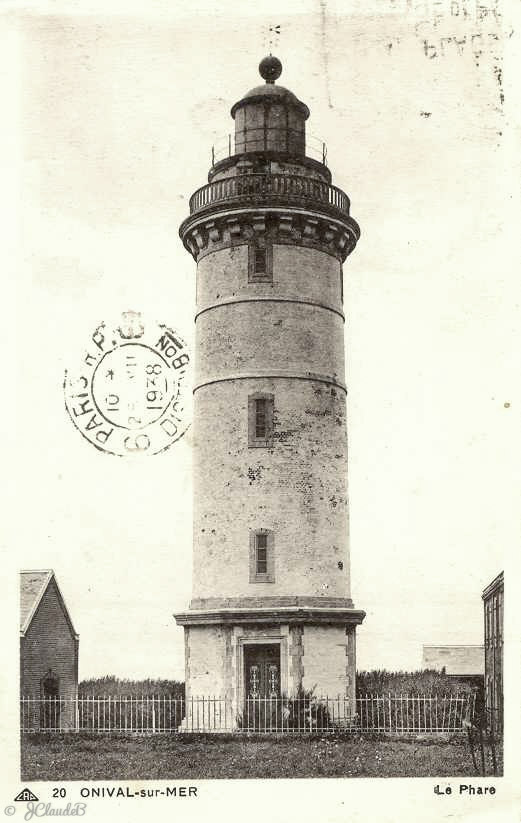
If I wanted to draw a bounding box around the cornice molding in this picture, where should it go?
[173,606,366,627]
[180,207,359,264]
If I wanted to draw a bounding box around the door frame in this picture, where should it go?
[243,642,282,699]
[40,670,60,730]
[235,633,288,717]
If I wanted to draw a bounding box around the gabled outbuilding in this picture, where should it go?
[20,570,79,730]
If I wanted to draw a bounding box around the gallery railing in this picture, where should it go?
[20,693,476,735]
[188,173,350,219]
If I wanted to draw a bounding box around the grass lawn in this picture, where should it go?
[21,733,501,780]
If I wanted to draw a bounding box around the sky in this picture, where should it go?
[5,0,517,682]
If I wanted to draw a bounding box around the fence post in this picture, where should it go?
[478,723,486,775]
[152,696,156,734]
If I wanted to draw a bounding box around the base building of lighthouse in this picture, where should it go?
[175,56,365,727]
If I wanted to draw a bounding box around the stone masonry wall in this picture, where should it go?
[192,240,350,603]
[196,300,345,388]
[196,243,345,389]
[192,377,350,600]
[197,244,343,315]
[185,625,228,701]
[302,625,352,699]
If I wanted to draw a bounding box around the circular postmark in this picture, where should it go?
[64,312,191,456]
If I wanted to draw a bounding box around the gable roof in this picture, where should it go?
[20,570,79,639]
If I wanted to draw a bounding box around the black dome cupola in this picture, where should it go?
[230,56,309,158]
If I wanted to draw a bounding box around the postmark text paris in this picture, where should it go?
[64,312,191,456]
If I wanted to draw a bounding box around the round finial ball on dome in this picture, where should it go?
[259,55,282,83]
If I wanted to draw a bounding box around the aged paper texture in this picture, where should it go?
[1,0,519,821]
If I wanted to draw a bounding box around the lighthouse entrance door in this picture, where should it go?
[243,643,281,731]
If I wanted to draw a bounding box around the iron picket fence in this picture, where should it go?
[356,692,476,734]
[20,692,475,735]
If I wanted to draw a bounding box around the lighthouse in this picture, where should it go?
[175,56,364,727]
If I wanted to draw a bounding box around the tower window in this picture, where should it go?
[255,533,268,574]
[255,398,267,438]
[248,240,273,283]
[249,529,275,583]
[254,247,266,274]
[248,393,274,447]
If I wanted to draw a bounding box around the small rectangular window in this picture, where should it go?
[248,394,274,447]
[255,399,267,438]
[249,530,274,583]
[254,247,266,274]
[248,240,272,283]
[255,534,268,574]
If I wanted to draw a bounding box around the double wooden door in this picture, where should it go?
[243,644,281,730]
[245,644,280,698]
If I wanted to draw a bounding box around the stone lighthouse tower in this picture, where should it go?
[175,56,364,727]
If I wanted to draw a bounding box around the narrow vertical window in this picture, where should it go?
[254,247,266,274]
[248,394,274,447]
[255,533,268,574]
[249,530,275,583]
[248,240,272,283]
[255,399,267,439]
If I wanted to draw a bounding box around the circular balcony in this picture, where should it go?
[188,173,351,222]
